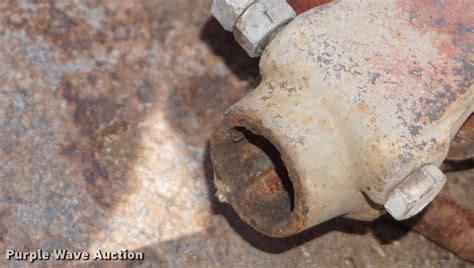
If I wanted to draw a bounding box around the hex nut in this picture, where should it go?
[233,0,296,57]
[384,164,447,220]
[211,0,255,31]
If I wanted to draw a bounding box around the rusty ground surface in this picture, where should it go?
[0,0,472,267]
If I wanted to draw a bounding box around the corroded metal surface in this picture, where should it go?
[0,0,471,267]
[447,114,474,161]
[417,114,474,262]
[287,0,332,14]
[211,0,473,237]
[458,115,474,141]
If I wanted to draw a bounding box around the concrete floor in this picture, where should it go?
[0,0,472,267]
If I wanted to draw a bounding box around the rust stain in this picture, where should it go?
[6,0,472,266]
[457,114,474,140]
[252,169,286,199]
[447,114,474,161]
[395,30,403,40]
[301,116,313,126]
[392,0,474,124]
[400,0,474,44]
[286,0,332,15]
[59,70,144,210]
[241,141,261,160]
[409,195,474,262]
[165,74,248,146]
[356,103,371,115]
[318,119,333,132]
[446,139,474,161]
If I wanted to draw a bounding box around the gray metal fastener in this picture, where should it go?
[211,0,296,57]
[211,0,254,31]
[384,164,447,220]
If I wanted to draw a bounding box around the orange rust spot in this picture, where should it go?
[287,0,332,15]
[395,30,403,40]
[457,114,474,139]
[410,195,474,261]
[356,103,371,114]
[301,116,314,125]
[319,119,333,132]
[437,42,458,59]
[280,215,307,236]
[253,169,286,199]
[400,0,474,44]
[420,115,430,125]
[240,142,262,160]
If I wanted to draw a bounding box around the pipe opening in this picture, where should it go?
[214,126,295,229]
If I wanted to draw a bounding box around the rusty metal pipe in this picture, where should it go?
[407,116,474,261]
[211,0,473,237]
[405,169,474,262]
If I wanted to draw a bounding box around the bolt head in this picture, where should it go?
[384,164,447,220]
[211,0,255,31]
[233,0,295,57]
